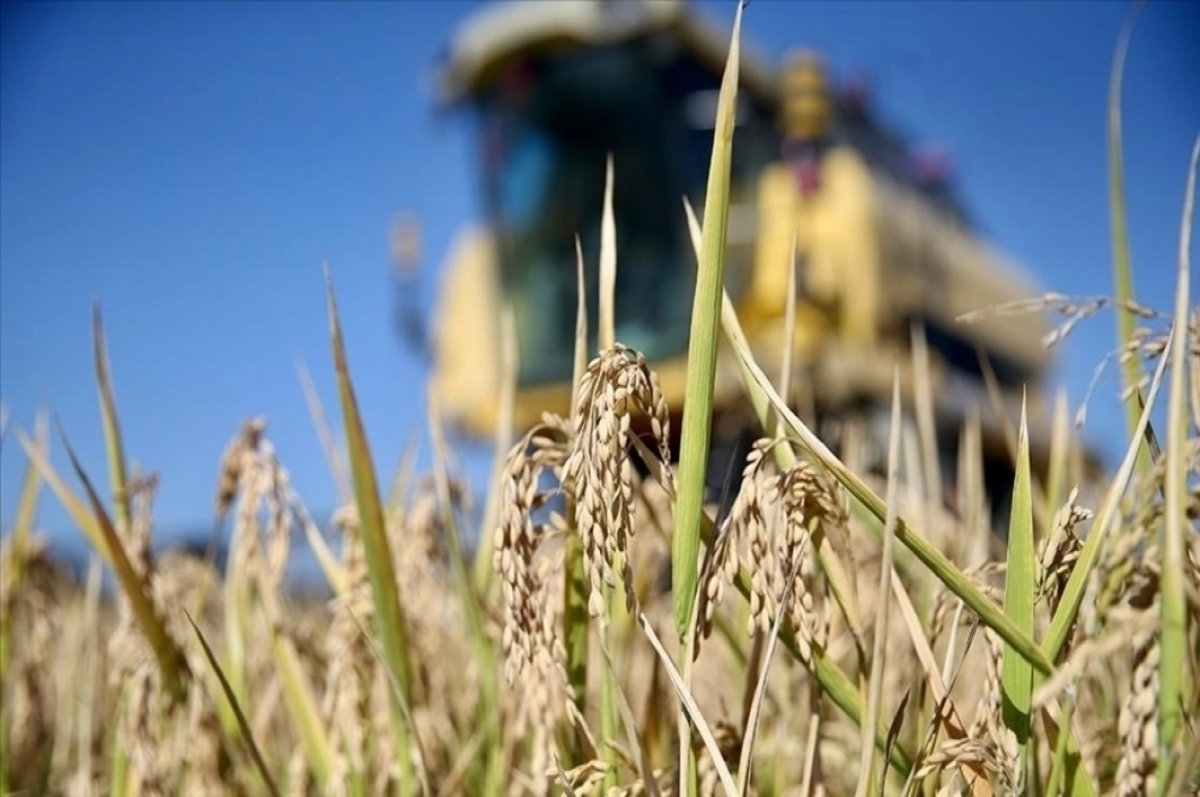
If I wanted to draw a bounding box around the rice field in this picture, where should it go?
[2,5,1198,796]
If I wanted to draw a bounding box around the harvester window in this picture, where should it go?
[478,45,702,387]
[474,40,777,388]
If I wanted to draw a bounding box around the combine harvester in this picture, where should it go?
[408,0,1090,527]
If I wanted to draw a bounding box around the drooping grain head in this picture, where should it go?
[772,459,842,642]
[491,412,577,792]
[215,416,267,525]
[700,439,768,641]
[701,436,843,653]
[562,344,673,619]
[494,421,567,685]
[1036,487,1092,613]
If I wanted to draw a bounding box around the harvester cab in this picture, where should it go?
[418,0,1076,522]
[428,0,778,434]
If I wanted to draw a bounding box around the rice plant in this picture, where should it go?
[2,4,1197,795]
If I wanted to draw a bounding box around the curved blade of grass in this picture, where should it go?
[271,629,333,789]
[639,612,739,797]
[288,490,348,598]
[184,610,280,797]
[1107,1,1151,467]
[344,608,432,797]
[10,411,47,552]
[15,429,109,565]
[93,306,132,533]
[59,423,190,701]
[673,0,743,638]
[597,637,661,797]
[1002,400,1036,776]
[1157,135,1198,794]
[324,265,416,791]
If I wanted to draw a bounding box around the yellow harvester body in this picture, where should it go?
[423,0,1073,490]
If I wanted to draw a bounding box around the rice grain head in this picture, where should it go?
[562,344,673,619]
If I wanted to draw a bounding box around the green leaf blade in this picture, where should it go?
[672,0,744,638]
[1002,402,1037,771]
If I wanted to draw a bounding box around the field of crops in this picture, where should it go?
[2,5,1198,796]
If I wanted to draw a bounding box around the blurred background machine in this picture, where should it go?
[400,0,1083,522]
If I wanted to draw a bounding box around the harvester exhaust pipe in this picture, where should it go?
[391,210,430,360]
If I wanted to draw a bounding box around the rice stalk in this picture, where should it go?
[673,0,743,638]
[324,264,417,794]
[1045,389,1072,524]
[184,610,281,797]
[638,612,738,797]
[1156,135,1198,793]
[59,425,190,703]
[734,539,795,797]
[597,637,662,797]
[673,262,914,776]
[93,306,132,535]
[856,373,903,797]
[426,383,503,796]
[271,625,333,790]
[1001,401,1036,781]
[217,417,266,733]
[564,235,592,730]
[684,197,865,637]
[598,151,620,791]
[911,323,943,510]
[1106,0,1152,470]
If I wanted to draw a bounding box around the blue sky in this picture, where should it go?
[2,1,1197,555]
